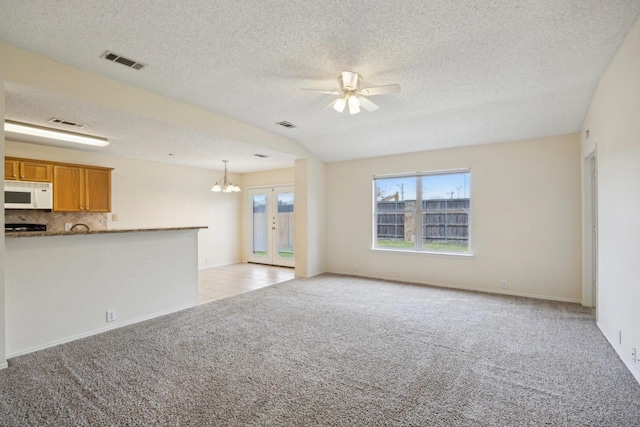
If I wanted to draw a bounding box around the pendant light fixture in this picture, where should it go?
[211,160,240,192]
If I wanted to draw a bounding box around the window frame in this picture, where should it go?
[372,168,472,256]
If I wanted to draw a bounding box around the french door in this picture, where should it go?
[247,186,295,267]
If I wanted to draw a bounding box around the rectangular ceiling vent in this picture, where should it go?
[48,118,86,128]
[276,121,297,129]
[102,51,146,70]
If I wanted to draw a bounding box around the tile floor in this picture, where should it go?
[198,263,296,304]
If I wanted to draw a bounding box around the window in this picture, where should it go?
[374,170,470,254]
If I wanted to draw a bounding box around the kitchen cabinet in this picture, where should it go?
[4,159,18,180]
[5,158,52,182]
[84,167,111,212]
[53,165,112,212]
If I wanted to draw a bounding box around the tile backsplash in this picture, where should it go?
[5,210,107,232]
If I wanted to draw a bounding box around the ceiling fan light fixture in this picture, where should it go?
[303,71,400,115]
[333,97,347,113]
[341,71,361,91]
[348,95,360,114]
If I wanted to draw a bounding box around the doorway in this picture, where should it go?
[247,186,295,267]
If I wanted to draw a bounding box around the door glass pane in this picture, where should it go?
[421,172,470,252]
[252,194,267,256]
[276,193,294,259]
[375,177,416,249]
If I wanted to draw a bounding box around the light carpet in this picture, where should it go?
[1,274,639,426]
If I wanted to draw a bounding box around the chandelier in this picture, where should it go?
[211,160,240,192]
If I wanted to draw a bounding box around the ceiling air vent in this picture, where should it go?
[102,51,146,70]
[48,118,86,128]
[276,121,296,129]
[253,154,269,158]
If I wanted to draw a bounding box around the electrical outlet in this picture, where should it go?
[352,264,359,273]
[112,214,119,222]
[64,223,72,231]
[106,309,116,322]
[632,348,637,363]
[501,280,507,289]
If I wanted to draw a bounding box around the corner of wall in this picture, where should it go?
[294,156,327,278]
[1,80,7,368]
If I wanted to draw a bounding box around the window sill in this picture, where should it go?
[370,247,475,258]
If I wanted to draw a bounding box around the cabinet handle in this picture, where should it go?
[20,175,24,178]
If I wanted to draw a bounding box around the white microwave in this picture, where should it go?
[4,180,53,210]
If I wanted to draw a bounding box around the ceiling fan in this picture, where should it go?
[302,71,401,115]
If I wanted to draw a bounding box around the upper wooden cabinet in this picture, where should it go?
[5,158,52,182]
[6,156,113,212]
[4,159,19,180]
[53,165,112,213]
[84,168,111,212]
[53,165,84,212]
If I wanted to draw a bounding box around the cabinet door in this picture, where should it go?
[5,160,19,180]
[53,165,84,212]
[85,168,111,212]
[19,160,52,182]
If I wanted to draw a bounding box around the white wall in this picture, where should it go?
[326,134,582,302]
[6,140,241,268]
[581,17,640,382]
[5,230,199,357]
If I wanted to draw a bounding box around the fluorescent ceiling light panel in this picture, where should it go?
[4,120,109,147]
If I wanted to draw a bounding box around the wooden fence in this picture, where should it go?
[377,198,469,243]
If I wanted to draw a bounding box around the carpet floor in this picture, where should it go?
[1,274,639,426]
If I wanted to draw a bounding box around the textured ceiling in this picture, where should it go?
[3,83,297,173]
[1,1,640,169]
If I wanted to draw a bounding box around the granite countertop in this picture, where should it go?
[5,226,208,238]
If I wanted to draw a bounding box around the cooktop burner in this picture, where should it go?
[5,223,47,232]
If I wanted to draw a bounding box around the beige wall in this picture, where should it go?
[326,134,582,302]
[295,158,327,278]
[581,17,640,382]
[6,140,242,268]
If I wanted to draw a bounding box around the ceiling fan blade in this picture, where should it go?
[358,96,379,112]
[322,97,347,113]
[322,98,339,110]
[301,88,342,95]
[359,84,401,96]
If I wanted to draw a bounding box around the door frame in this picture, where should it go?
[583,150,598,310]
[246,185,295,268]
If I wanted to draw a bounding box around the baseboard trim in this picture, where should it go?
[597,321,640,385]
[6,302,198,360]
[0,361,8,370]
[199,260,242,270]
[328,271,581,304]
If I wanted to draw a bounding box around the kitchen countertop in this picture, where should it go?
[5,226,207,238]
